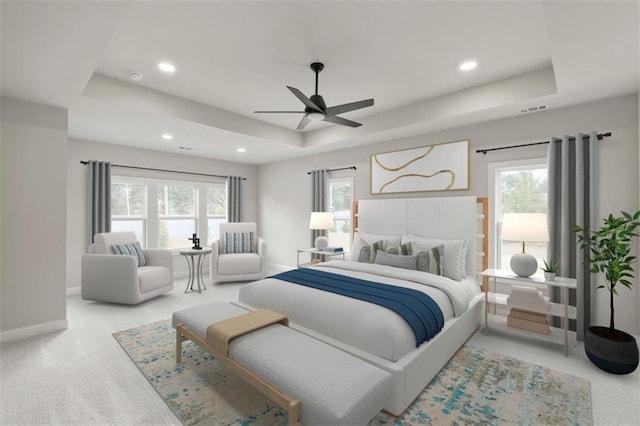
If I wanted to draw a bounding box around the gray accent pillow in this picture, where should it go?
[384,242,412,256]
[374,250,417,270]
[357,239,384,263]
[111,242,146,267]
[413,243,444,276]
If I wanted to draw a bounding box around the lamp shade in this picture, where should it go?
[501,213,549,242]
[309,212,334,230]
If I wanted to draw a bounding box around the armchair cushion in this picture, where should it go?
[138,266,172,293]
[218,253,262,275]
[111,242,146,267]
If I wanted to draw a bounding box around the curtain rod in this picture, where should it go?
[475,132,611,155]
[307,166,357,175]
[80,161,247,180]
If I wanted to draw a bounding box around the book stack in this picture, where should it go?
[506,286,550,335]
[324,246,344,253]
[507,308,550,335]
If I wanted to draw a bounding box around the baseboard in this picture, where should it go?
[268,263,294,273]
[66,286,80,296]
[0,319,68,343]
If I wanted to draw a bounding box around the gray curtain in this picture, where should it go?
[87,161,111,246]
[227,176,242,222]
[547,131,598,340]
[311,169,328,248]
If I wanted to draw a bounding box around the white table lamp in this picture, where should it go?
[309,212,333,250]
[501,213,549,277]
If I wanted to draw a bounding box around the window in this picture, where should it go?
[206,185,227,244]
[328,176,354,251]
[111,177,226,250]
[489,159,548,270]
[158,184,196,250]
[111,181,146,243]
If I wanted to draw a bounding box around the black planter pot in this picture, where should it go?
[585,326,639,375]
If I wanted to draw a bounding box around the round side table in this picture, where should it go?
[179,247,212,294]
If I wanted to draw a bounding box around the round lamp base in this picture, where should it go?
[314,236,329,250]
[510,253,538,277]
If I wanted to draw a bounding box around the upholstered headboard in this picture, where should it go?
[353,196,488,277]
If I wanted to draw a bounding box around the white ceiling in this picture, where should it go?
[1,1,638,165]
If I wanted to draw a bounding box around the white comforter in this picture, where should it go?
[238,260,480,362]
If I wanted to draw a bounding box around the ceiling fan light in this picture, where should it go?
[307,112,325,121]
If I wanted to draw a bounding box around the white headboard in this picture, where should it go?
[354,196,488,277]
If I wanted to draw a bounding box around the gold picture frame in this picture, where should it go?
[370,139,469,194]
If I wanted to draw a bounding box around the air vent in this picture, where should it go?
[520,105,548,114]
[178,146,192,151]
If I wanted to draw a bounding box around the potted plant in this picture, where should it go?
[575,210,640,374]
[540,259,557,281]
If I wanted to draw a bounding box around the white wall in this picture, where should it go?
[66,138,259,289]
[1,97,68,336]
[258,94,640,335]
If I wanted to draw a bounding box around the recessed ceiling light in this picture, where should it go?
[237,148,246,153]
[459,60,477,71]
[158,62,176,73]
[161,134,173,140]
[127,71,143,81]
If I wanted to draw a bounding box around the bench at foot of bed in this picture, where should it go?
[172,301,391,426]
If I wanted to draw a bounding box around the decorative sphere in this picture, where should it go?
[314,236,329,250]
[510,253,538,277]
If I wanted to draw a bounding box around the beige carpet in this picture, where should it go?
[114,319,592,425]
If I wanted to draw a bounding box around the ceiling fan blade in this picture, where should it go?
[287,86,323,113]
[297,114,311,130]
[322,115,362,128]
[325,99,374,116]
[254,111,305,113]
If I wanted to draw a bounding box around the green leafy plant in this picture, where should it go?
[540,259,557,273]
[575,210,640,330]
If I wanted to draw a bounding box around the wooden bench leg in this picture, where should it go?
[288,399,302,426]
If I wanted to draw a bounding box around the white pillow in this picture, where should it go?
[349,232,402,262]
[402,235,468,281]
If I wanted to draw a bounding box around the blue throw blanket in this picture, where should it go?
[270,268,444,346]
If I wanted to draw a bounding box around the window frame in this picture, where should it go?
[111,175,227,252]
[327,175,355,252]
[488,157,547,269]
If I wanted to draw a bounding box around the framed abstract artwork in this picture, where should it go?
[370,139,469,194]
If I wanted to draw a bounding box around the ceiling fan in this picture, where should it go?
[254,62,374,130]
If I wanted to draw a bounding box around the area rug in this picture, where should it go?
[113,320,592,425]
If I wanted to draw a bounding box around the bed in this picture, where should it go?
[234,196,489,416]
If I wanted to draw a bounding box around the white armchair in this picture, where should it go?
[210,222,267,284]
[81,232,174,304]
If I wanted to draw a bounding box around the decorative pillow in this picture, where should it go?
[403,235,467,281]
[111,242,146,267]
[356,239,384,263]
[374,250,417,270]
[349,232,402,262]
[412,243,444,276]
[384,242,412,256]
[224,232,255,254]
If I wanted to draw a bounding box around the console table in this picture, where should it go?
[480,269,577,355]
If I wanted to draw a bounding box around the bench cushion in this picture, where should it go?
[172,302,391,425]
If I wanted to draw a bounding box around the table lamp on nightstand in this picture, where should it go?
[309,212,334,250]
[501,213,549,277]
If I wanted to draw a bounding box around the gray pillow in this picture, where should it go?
[374,250,417,270]
[357,239,384,263]
[413,244,444,276]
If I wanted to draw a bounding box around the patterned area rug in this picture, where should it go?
[113,320,592,425]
